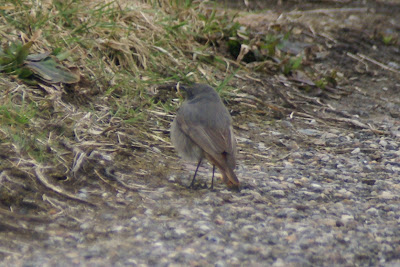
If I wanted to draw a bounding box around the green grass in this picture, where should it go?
[0,99,50,162]
[283,55,303,75]
[0,100,36,127]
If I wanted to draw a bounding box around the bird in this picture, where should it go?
[170,83,240,190]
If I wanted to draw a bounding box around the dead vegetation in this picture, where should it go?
[1,0,400,261]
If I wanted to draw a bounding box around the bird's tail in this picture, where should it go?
[206,153,240,190]
[222,167,240,191]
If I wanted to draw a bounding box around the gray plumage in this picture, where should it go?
[170,83,239,189]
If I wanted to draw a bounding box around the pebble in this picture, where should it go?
[341,215,355,224]
[322,132,338,139]
[257,142,267,151]
[270,190,286,198]
[310,183,323,192]
[379,139,388,147]
[298,129,321,136]
[366,208,379,216]
[379,191,396,200]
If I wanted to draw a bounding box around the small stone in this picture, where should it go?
[315,139,325,145]
[320,155,330,162]
[366,207,379,216]
[111,225,124,232]
[323,132,338,139]
[300,177,310,183]
[271,131,282,136]
[242,225,257,232]
[168,175,176,182]
[291,152,302,159]
[337,188,353,198]
[379,191,396,200]
[321,219,337,227]
[272,258,286,267]
[270,190,285,198]
[80,222,91,230]
[237,137,253,144]
[379,139,388,147]
[341,214,354,224]
[388,141,398,148]
[351,148,361,154]
[293,180,303,187]
[195,221,211,234]
[257,142,267,151]
[329,129,341,134]
[281,120,294,128]
[310,183,323,192]
[174,228,187,236]
[151,146,161,153]
[283,162,293,169]
[369,143,379,149]
[388,61,400,69]
[299,129,321,136]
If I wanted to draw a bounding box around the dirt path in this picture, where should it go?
[1,1,400,266]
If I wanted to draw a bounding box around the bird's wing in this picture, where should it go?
[175,100,238,186]
[176,105,236,158]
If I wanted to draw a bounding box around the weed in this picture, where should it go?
[216,68,240,94]
[0,41,34,82]
[282,55,303,75]
[261,33,286,57]
[315,78,327,89]
[382,34,396,45]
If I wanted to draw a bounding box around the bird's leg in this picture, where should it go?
[210,165,216,190]
[189,159,202,188]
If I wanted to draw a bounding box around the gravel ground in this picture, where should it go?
[3,97,400,267]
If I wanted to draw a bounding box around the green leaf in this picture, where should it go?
[26,52,51,62]
[26,57,80,84]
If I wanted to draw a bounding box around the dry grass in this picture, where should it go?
[0,0,247,215]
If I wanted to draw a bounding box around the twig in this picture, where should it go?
[35,167,96,206]
[272,80,298,109]
[104,167,155,192]
[287,7,369,15]
[347,52,400,75]
[319,116,382,132]
[251,153,271,160]
[0,206,52,222]
[0,248,21,256]
[94,169,126,192]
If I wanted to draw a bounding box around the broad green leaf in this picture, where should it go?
[26,52,51,62]
[26,57,80,84]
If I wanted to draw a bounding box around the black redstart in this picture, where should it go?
[170,83,240,190]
